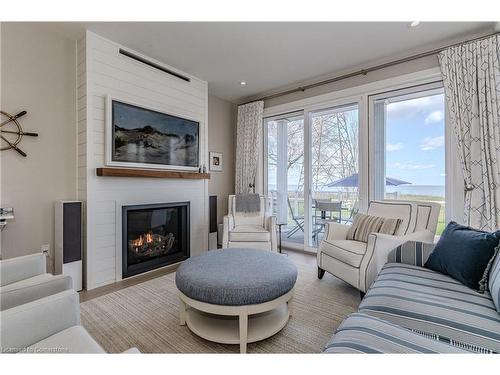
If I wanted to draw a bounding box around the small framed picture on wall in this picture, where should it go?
[209,151,223,172]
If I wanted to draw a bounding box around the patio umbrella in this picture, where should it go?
[327,173,411,188]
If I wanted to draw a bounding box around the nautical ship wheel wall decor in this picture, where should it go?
[0,110,38,157]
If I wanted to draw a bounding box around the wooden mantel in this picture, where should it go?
[96,167,210,180]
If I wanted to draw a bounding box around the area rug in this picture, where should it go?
[80,253,359,353]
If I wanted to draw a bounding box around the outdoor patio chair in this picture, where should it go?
[286,197,304,238]
[343,201,359,224]
[312,200,342,241]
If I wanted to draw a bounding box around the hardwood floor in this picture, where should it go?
[79,262,181,302]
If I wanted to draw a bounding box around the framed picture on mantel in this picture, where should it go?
[209,151,223,172]
[105,96,200,171]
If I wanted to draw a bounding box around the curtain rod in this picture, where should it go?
[241,31,499,105]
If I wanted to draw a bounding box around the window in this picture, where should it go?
[370,83,446,234]
[264,73,452,251]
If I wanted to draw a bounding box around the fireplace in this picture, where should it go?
[122,202,190,278]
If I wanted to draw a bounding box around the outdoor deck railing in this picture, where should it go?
[269,190,446,237]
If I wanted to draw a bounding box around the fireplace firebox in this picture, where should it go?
[122,202,190,278]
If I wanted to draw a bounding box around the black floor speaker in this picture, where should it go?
[55,201,83,291]
[209,195,218,249]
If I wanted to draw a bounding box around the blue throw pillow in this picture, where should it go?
[424,221,500,290]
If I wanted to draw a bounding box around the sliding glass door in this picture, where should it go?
[309,104,359,246]
[265,113,305,248]
[264,103,359,250]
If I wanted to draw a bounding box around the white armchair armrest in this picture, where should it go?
[401,229,435,243]
[1,274,73,311]
[0,290,80,353]
[267,215,277,252]
[359,229,434,292]
[0,253,46,286]
[222,214,234,249]
[323,221,350,242]
[318,222,351,266]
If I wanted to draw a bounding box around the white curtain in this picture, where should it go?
[235,101,264,194]
[438,34,500,230]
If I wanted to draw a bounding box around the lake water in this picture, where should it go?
[269,184,445,198]
[386,185,445,197]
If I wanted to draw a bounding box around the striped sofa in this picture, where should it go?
[324,241,500,353]
[323,313,468,353]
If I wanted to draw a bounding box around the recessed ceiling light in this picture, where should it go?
[240,81,247,86]
[410,21,421,28]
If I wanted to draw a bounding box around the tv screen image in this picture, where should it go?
[111,100,199,168]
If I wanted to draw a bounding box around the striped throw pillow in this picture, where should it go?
[488,246,500,312]
[346,213,402,243]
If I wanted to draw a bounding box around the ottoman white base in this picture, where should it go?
[178,289,294,353]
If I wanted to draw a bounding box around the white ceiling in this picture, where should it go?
[44,22,494,102]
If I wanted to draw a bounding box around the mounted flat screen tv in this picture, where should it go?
[105,98,199,170]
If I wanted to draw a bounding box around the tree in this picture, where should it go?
[311,110,358,191]
[267,109,358,197]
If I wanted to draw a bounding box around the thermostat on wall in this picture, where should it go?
[0,207,14,230]
[0,207,14,219]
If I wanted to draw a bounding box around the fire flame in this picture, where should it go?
[132,232,154,247]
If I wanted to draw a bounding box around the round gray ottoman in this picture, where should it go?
[175,248,297,353]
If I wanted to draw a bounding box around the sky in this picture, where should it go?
[267,91,446,193]
[385,92,445,187]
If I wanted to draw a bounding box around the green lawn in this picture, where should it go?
[396,194,445,235]
[286,195,447,236]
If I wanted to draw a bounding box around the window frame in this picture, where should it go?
[368,81,444,197]
[367,81,461,227]
[263,111,305,225]
[262,67,463,251]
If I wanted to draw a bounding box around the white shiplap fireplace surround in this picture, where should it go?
[77,31,209,290]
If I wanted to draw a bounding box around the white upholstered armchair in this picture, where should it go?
[317,200,440,294]
[222,195,277,251]
[0,253,73,311]
[1,289,140,353]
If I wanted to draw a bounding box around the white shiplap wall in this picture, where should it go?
[81,31,208,290]
[77,36,87,202]
[77,35,88,282]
